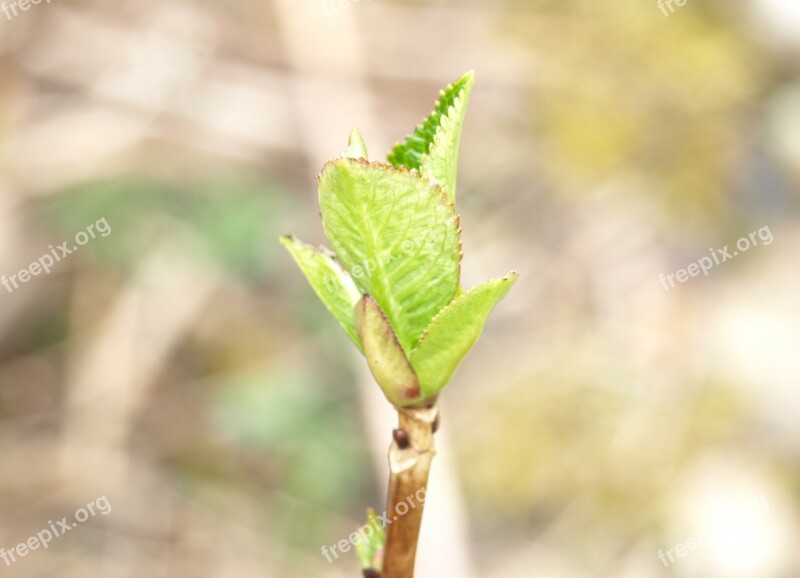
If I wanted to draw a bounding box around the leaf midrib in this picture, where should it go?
[344,164,407,350]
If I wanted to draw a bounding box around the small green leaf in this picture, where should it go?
[354,533,373,569]
[318,158,461,353]
[365,508,386,550]
[279,235,362,351]
[343,128,369,159]
[354,508,385,571]
[387,71,474,200]
[420,72,474,202]
[355,294,423,407]
[411,272,518,396]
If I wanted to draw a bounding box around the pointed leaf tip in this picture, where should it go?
[344,128,369,159]
[353,508,386,571]
[420,71,474,202]
[411,272,518,396]
[387,71,475,202]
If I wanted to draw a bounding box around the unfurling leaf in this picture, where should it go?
[319,158,461,354]
[343,128,369,160]
[354,508,386,572]
[281,71,518,412]
[355,294,423,407]
[411,272,518,396]
[420,71,474,202]
[388,70,474,201]
[279,235,362,350]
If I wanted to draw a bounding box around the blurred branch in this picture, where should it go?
[59,240,218,493]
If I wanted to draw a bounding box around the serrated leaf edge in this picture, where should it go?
[412,271,519,353]
[387,71,475,169]
[279,234,363,349]
[316,157,464,284]
[419,74,474,200]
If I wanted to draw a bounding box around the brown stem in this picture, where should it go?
[381,404,439,578]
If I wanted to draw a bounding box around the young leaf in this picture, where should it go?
[387,71,474,200]
[355,294,423,407]
[420,72,474,202]
[319,158,461,353]
[279,235,363,351]
[354,508,386,571]
[343,128,369,159]
[410,272,518,396]
[354,534,373,570]
[366,508,386,550]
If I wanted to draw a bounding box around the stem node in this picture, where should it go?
[382,404,439,578]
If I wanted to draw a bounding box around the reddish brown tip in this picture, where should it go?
[392,428,411,449]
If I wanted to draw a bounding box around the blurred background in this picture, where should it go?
[1,0,799,576]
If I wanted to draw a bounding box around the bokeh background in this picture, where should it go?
[1,0,799,576]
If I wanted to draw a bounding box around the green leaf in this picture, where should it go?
[411,272,518,396]
[354,532,373,569]
[355,295,423,407]
[279,235,363,351]
[343,128,369,159]
[387,71,474,200]
[420,72,474,202]
[354,508,385,571]
[318,158,461,353]
[365,509,386,550]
